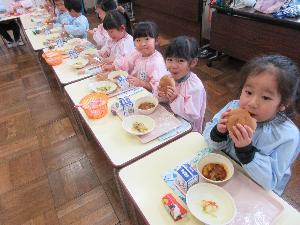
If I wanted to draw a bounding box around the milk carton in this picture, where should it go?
[56,38,64,47]
[116,75,130,90]
[114,96,134,117]
[175,163,199,195]
[68,49,79,59]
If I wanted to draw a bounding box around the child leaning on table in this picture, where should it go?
[62,0,89,38]
[116,21,167,92]
[51,0,72,26]
[203,55,300,195]
[99,9,134,71]
[156,36,206,133]
[87,0,117,49]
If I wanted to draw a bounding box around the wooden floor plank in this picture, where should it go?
[0,177,54,225]
[41,136,86,173]
[48,158,99,207]
[57,186,118,225]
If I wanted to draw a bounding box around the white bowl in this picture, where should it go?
[197,153,234,184]
[134,96,158,115]
[107,70,128,83]
[88,80,117,94]
[81,48,98,57]
[69,57,89,69]
[67,38,82,45]
[122,115,155,135]
[186,183,236,225]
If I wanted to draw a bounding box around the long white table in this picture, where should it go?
[51,57,95,86]
[64,78,191,168]
[119,132,300,225]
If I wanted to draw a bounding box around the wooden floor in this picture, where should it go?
[0,13,299,225]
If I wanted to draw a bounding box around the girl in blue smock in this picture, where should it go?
[203,55,300,195]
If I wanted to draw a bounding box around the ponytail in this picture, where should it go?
[117,6,132,35]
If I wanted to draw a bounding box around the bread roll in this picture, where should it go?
[226,108,257,134]
[158,75,175,94]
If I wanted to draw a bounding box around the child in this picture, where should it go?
[203,55,300,195]
[87,0,117,49]
[52,0,71,26]
[8,0,33,12]
[99,9,134,71]
[63,0,89,38]
[116,21,167,92]
[157,36,206,132]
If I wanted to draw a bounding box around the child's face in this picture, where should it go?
[68,9,79,17]
[166,57,193,81]
[240,72,284,122]
[56,2,66,11]
[96,7,106,20]
[107,26,125,41]
[134,37,156,57]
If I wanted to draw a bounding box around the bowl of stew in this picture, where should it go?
[134,96,159,115]
[197,153,234,185]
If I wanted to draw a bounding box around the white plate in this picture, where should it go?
[88,81,117,94]
[107,70,128,83]
[81,48,98,57]
[122,115,155,135]
[45,33,60,41]
[67,38,82,45]
[57,44,73,54]
[69,57,89,69]
[186,183,236,225]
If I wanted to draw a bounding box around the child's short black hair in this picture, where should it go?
[133,21,158,40]
[165,36,199,62]
[103,9,132,35]
[240,55,300,119]
[96,0,117,12]
[64,0,82,13]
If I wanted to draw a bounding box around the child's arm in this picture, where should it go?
[203,100,239,148]
[92,24,108,48]
[238,126,299,193]
[127,75,152,91]
[64,17,89,37]
[20,0,33,8]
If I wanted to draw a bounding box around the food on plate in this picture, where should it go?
[96,85,112,92]
[202,163,227,181]
[74,45,85,53]
[132,122,148,133]
[158,75,176,94]
[95,73,108,81]
[70,57,89,69]
[226,108,257,134]
[138,102,155,110]
[201,200,218,217]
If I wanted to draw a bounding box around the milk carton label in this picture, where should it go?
[116,75,130,90]
[68,49,78,59]
[138,70,147,81]
[44,28,51,35]
[115,97,134,117]
[175,163,199,194]
[56,38,64,47]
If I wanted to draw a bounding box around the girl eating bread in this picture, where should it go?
[203,55,300,195]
